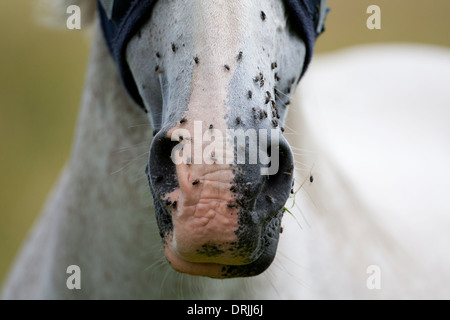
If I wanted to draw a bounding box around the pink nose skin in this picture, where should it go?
[164,165,244,267]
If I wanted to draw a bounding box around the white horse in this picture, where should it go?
[2,0,450,299]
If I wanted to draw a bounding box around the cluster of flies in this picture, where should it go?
[151,11,312,213]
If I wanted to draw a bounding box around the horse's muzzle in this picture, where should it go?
[146,123,294,278]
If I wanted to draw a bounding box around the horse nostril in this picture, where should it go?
[255,136,294,221]
[148,133,179,196]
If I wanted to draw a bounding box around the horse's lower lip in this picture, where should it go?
[163,231,264,279]
[164,242,275,279]
[162,215,282,278]
[164,245,229,278]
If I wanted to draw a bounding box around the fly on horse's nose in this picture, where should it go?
[260,11,266,21]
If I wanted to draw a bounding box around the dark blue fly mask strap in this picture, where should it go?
[97,0,329,111]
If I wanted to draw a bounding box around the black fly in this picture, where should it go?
[261,11,266,21]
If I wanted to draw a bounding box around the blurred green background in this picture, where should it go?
[1,0,449,288]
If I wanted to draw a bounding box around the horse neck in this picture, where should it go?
[54,26,157,298]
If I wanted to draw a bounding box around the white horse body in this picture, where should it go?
[2,1,450,298]
[285,44,450,299]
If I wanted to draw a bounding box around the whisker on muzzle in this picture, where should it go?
[110,151,149,175]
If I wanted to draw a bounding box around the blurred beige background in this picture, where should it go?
[1,0,449,287]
